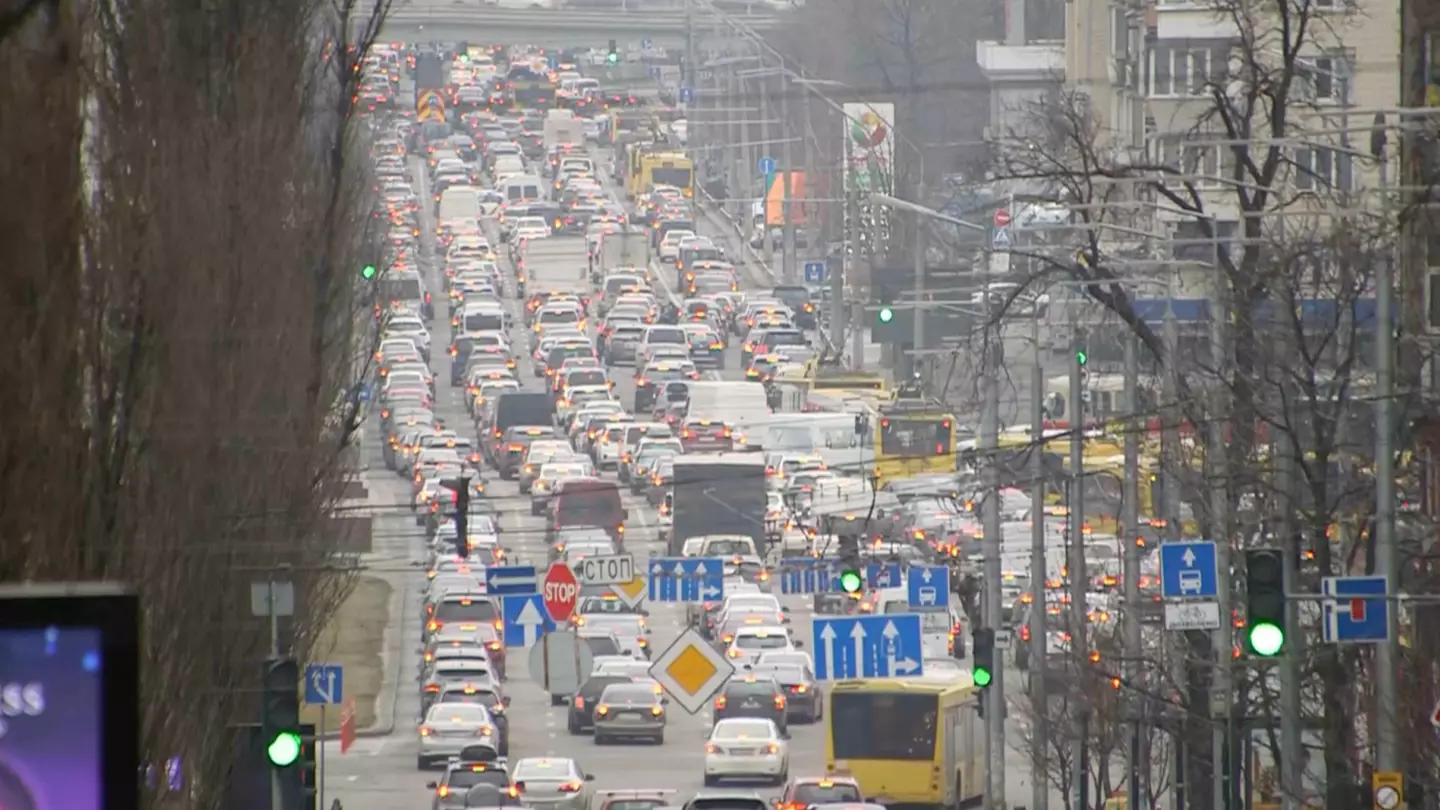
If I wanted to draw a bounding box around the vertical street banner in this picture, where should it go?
[842,102,895,194]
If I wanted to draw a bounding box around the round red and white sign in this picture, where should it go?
[993,208,1012,228]
[542,562,580,623]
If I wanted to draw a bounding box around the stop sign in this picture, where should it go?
[542,562,580,623]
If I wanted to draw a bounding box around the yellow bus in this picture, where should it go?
[639,153,694,199]
[824,679,985,809]
[874,400,957,483]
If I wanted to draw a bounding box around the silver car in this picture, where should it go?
[510,757,595,810]
[417,703,499,770]
[592,682,667,744]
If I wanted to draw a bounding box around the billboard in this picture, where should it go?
[843,102,895,193]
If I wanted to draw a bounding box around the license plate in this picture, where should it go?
[730,747,757,755]
[616,713,644,723]
[741,699,760,708]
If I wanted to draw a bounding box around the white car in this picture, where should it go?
[417,703,498,769]
[725,625,797,666]
[704,717,789,786]
[657,229,696,263]
[509,757,594,810]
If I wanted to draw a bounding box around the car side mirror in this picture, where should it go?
[661,697,670,705]
[503,696,512,707]
[793,640,804,649]
[780,606,790,613]
[584,774,596,782]
[427,782,438,789]
[621,508,630,520]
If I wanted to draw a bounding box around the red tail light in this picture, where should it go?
[714,696,727,709]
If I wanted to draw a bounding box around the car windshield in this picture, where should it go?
[447,768,509,789]
[792,783,864,804]
[736,634,788,649]
[600,684,656,703]
[712,719,774,739]
[514,760,575,779]
[427,704,488,722]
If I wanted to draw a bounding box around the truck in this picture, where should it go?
[543,109,585,155]
[516,236,589,299]
[591,228,650,276]
[669,455,768,555]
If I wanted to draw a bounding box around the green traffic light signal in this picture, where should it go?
[1248,622,1285,657]
[1076,348,1088,366]
[878,307,894,324]
[361,264,377,280]
[972,666,993,687]
[607,52,619,64]
[267,730,302,766]
[838,569,862,594]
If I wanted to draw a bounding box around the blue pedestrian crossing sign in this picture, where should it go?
[679,87,693,104]
[866,562,903,590]
[812,615,925,680]
[758,156,776,176]
[907,565,950,610]
[803,261,826,284]
[486,565,537,596]
[502,594,555,647]
[641,38,654,50]
[991,227,1012,250]
[779,558,839,595]
[303,664,343,705]
[1322,575,1390,643]
[1159,542,1218,598]
[647,557,725,603]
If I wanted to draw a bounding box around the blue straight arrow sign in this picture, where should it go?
[646,557,724,603]
[812,615,925,680]
[501,594,555,647]
[907,565,950,610]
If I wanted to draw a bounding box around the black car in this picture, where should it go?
[566,674,633,733]
[750,664,821,723]
[712,676,788,735]
[450,337,479,386]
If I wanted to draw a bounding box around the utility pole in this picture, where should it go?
[269,581,283,810]
[838,132,855,367]
[779,73,796,284]
[1372,122,1400,780]
[1209,278,1233,810]
[801,92,816,269]
[758,75,775,270]
[1122,333,1145,810]
[1161,294,1188,810]
[910,180,925,379]
[980,296,1005,810]
[1068,329,1090,810]
[1029,314,1049,810]
[684,0,699,222]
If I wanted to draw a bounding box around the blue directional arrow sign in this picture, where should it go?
[501,594,555,648]
[780,558,839,595]
[679,87,693,104]
[907,565,950,610]
[866,562,904,590]
[303,664,343,705]
[803,261,826,284]
[647,557,725,603]
[812,615,925,680]
[486,565,537,596]
[757,156,776,176]
[1322,575,1390,643]
[647,65,661,79]
[1159,542,1218,599]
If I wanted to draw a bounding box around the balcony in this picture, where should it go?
[976,40,1066,82]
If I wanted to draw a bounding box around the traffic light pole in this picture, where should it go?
[1068,331,1090,810]
[980,296,1004,810]
[911,180,925,379]
[1122,335,1147,810]
[268,580,283,810]
[1029,316,1048,810]
[1210,293,1232,810]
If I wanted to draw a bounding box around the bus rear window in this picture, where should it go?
[829,692,938,760]
[879,418,954,457]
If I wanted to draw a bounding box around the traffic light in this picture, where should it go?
[261,658,301,767]
[838,539,862,595]
[607,39,619,64]
[1076,346,1088,367]
[877,284,895,325]
[360,263,377,280]
[296,725,318,810]
[1244,548,1287,656]
[971,628,995,687]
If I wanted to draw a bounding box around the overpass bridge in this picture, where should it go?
[374,5,781,48]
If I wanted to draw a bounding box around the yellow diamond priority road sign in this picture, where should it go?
[648,627,734,714]
[612,574,647,608]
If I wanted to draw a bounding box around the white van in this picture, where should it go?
[874,586,965,659]
[437,186,481,221]
[500,174,542,202]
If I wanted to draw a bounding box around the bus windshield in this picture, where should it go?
[879,417,954,458]
[830,691,938,760]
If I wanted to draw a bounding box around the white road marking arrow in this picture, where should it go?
[818,623,837,677]
[849,622,867,677]
[1182,548,1197,566]
[515,599,546,646]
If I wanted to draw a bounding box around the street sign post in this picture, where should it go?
[1159,541,1220,631]
[803,261,826,284]
[866,562,903,590]
[647,557,724,603]
[991,227,1012,251]
[678,87,693,104]
[649,628,735,714]
[779,558,838,595]
[757,156,776,175]
[611,575,647,608]
[501,594,556,647]
[641,37,653,50]
[574,554,635,586]
[485,565,538,596]
[1322,575,1390,643]
[303,664,343,705]
[907,565,950,610]
[542,562,580,623]
[813,615,925,680]
[527,630,592,698]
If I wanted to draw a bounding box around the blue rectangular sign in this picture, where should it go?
[1159,542,1218,599]
[780,558,841,595]
[803,261,826,284]
[486,565,538,596]
[907,565,950,610]
[501,594,555,647]
[303,664,343,705]
[812,615,925,680]
[647,557,725,603]
[1322,575,1390,643]
[866,562,903,590]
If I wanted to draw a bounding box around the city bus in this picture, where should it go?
[825,678,985,809]
[635,152,694,199]
[873,400,957,483]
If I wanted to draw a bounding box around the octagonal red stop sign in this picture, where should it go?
[542,561,580,623]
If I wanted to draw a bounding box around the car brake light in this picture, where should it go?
[419,726,433,736]
[766,743,780,754]
[774,695,786,709]
[706,743,721,754]
[714,696,727,709]
[559,782,583,793]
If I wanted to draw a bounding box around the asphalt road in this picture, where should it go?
[321,113,1052,809]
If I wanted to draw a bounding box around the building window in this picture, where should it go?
[1426,224,1440,331]
[1148,46,1213,97]
[1156,136,1223,186]
[1297,54,1349,103]
[1293,146,1352,191]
